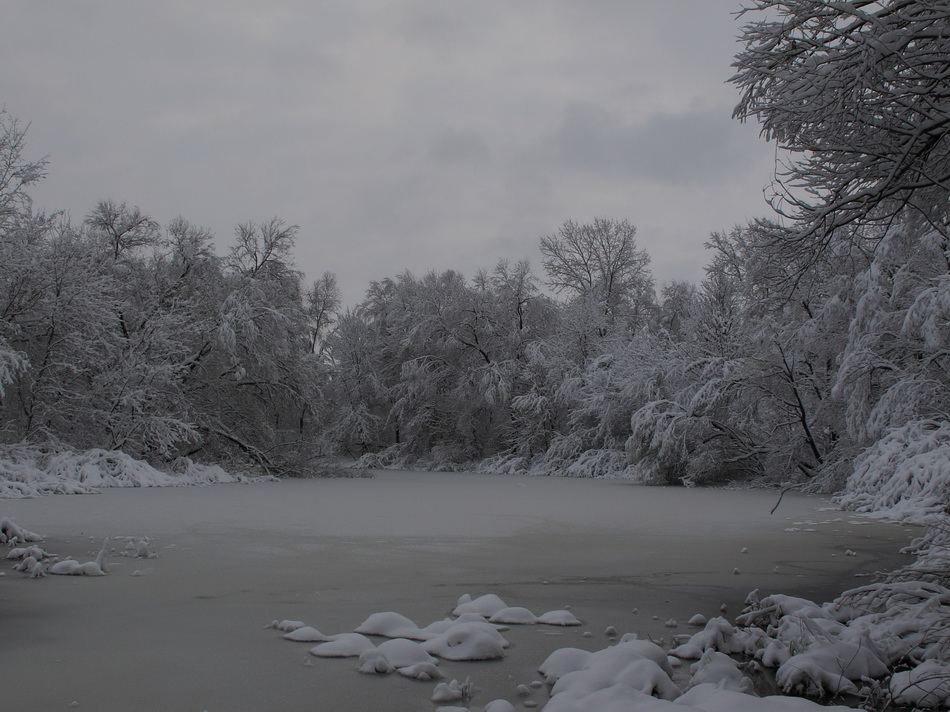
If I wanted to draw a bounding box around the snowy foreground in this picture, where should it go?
[0,458,940,710]
[5,508,947,711]
[266,585,950,711]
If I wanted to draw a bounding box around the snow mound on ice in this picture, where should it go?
[423,623,507,661]
[0,516,43,542]
[537,609,582,626]
[431,678,475,703]
[396,662,443,681]
[354,611,423,639]
[357,648,394,674]
[488,606,537,625]
[376,638,437,668]
[282,626,329,642]
[309,633,375,658]
[49,559,106,576]
[539,647,592,685]
[452,593,507,618]
[669,616,755,659]
[269,620,306,632]
[688,650,753,693]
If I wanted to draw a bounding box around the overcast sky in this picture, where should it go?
[2,1,778,306]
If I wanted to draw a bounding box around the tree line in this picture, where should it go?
[2,0,948,491]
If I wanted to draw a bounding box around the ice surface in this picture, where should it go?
[0,470,918,711]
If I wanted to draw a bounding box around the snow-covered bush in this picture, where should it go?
[0,444,249,498]
[834,420,950,524]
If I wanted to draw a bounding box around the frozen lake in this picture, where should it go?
[1,470,918,711]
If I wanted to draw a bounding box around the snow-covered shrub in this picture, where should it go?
[834,420,950,524]
[889,517,950,588]
[0,444,249,498]
[888,660,950,708]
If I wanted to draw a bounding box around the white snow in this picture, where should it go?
[539,648,592,685]
[282,626,330,642]
[0,516,43,543]
[269,620,306,632]
[431,678,475,703]
[354,611,423,639]
[489,606,538,625]
[422,622,508,661]
[396,662,444,681]
[888,659,950,708]
[357,648,395,674]
[687,650,753,693]
[309,633,375,658]
[834,420,950,524]
[0,445,254,499]
[452,593,508,618]
[375,638,437,668]
[536,609,581,626]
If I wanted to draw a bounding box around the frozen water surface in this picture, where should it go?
[1,470,917,711]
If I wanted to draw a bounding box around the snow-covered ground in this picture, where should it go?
[0,469,918,711]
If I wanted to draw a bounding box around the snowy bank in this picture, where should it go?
[834,420,950,525]
[0,445,253,498]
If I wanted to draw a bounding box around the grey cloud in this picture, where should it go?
[541,101,757,183]
[1,0,776,309]
[428,131,492,165]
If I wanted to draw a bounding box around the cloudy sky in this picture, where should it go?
[2,1,777,306]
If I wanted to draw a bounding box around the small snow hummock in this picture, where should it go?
[431,678,475,704]
[396,662,443,681]
[268,620,306,633]
[309,633,375,658]
[536,609,581,626]
[354,611,424,639]
[452,593,508,618]
[282,626,330,642]
[1,516,43,544]
[488,606,538,625]
[422,622,508,661]
[46,537,111,577]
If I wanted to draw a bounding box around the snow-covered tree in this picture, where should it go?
[84,200,160,261]
[306,271,341,355]
[540,218,655,332]
[0,110,46,232]
[733,0,950,259]
[627,223,853,485]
